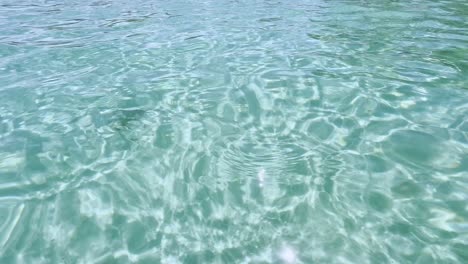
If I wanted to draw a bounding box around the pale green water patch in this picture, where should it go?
[0,0,468,263]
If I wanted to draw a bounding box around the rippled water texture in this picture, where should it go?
[1,0,468,263]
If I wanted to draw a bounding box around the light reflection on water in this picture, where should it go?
[0,0,467,263]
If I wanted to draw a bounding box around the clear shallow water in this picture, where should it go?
[1,0,467,263]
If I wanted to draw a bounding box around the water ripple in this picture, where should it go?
[0,0,468,263]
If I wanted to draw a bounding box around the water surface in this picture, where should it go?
[1,0,468,263]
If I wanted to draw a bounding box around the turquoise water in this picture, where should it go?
[1,0,468,263]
